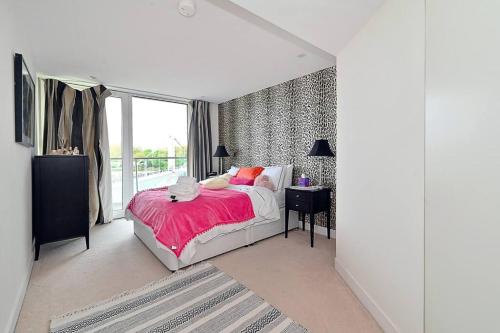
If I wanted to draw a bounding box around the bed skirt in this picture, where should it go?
[131,208,299,271]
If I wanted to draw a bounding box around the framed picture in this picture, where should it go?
[14,53,35,147]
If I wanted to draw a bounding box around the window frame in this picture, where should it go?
[108,89,190,218]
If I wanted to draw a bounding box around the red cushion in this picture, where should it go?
[229,177,255,186]
[236,166,264,180]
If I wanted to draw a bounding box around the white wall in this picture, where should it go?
[425,1,500,332]
[0,1,35,332]
[335,0,425,332]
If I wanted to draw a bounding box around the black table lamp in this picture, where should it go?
[214,145,230,175]
[308,139,335,186]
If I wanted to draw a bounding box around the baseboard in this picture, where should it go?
[5,250,34,333]
[334,257,399,333]
[300,223,336,239]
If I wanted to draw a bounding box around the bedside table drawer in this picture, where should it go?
[287,191,308,201]
[289,200,310,211]
[286,191,311,211]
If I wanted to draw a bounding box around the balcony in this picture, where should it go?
[110,157,187,211]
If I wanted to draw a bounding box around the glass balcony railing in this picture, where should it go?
[110,158,123,212]
[110,157,188,212]
[132,157,187,192]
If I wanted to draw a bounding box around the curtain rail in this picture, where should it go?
[37,74,192,103]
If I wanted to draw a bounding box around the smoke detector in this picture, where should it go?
[178,0,196,18]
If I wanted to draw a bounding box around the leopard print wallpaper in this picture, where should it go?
[218,67,337,228]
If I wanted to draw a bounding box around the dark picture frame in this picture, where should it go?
[14,53,35,147]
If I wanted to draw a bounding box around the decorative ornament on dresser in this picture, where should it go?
[49,147,80,155]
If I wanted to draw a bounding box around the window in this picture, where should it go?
[105,97,123,213]
[105,92,188,217]
[132,97,188,192]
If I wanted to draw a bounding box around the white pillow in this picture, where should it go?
[282,164,293,189]
[262,166,285,191]
[202,177,229,190]
[227,166,239,176]
[220,173,232,181]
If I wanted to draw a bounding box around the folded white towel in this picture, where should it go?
[176,176,197,186]
[166,192,200,202]
[169,183,200,196]
[166,185,200,202]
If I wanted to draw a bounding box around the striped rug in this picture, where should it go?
[50,263,307,333]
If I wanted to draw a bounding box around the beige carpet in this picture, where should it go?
[16,220,382,333]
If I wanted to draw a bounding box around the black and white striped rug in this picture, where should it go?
[50,263,307,333]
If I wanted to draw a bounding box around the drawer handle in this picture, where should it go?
[295,204,299,207]
[296,194,300,198]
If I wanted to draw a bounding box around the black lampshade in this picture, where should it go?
[308,139,334,157]
[213,145,230,158]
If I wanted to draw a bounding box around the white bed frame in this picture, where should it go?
[132,208,299,271]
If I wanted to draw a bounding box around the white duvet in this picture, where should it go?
[227,185,281,221]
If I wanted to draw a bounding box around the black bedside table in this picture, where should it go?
[285,187,331,247]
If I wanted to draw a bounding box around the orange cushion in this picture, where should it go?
[236,166,264,180]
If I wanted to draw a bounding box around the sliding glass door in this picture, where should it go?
[105,93,188,218]
[132,97,188,193]
[105,95,124,217]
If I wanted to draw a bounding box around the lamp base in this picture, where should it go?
[318,158,324,186]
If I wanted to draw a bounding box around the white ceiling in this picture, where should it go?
[230,0,384,55]
[15,0,381,103]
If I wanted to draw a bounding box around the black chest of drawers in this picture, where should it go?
[33,155,90,260]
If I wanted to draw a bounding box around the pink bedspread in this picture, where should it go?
[127,187,255,257]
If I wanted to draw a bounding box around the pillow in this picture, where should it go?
[254,175,275,191]
[199,173,231,185]
[227,166,240,177]
[236,166,264,180]
[220,173,232,181]
[229,177,255,186]
[202,177,229,190]
[262,166,284,191]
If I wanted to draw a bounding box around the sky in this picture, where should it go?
[106,96,188,154]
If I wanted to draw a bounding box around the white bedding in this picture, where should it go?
[274,189,286,208]
[227,184,280,219]
[133,184,281,265]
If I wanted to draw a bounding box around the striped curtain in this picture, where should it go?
[187,100,213,181]
[42,79,112,226]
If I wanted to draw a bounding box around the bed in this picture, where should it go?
[126,169,298,271]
